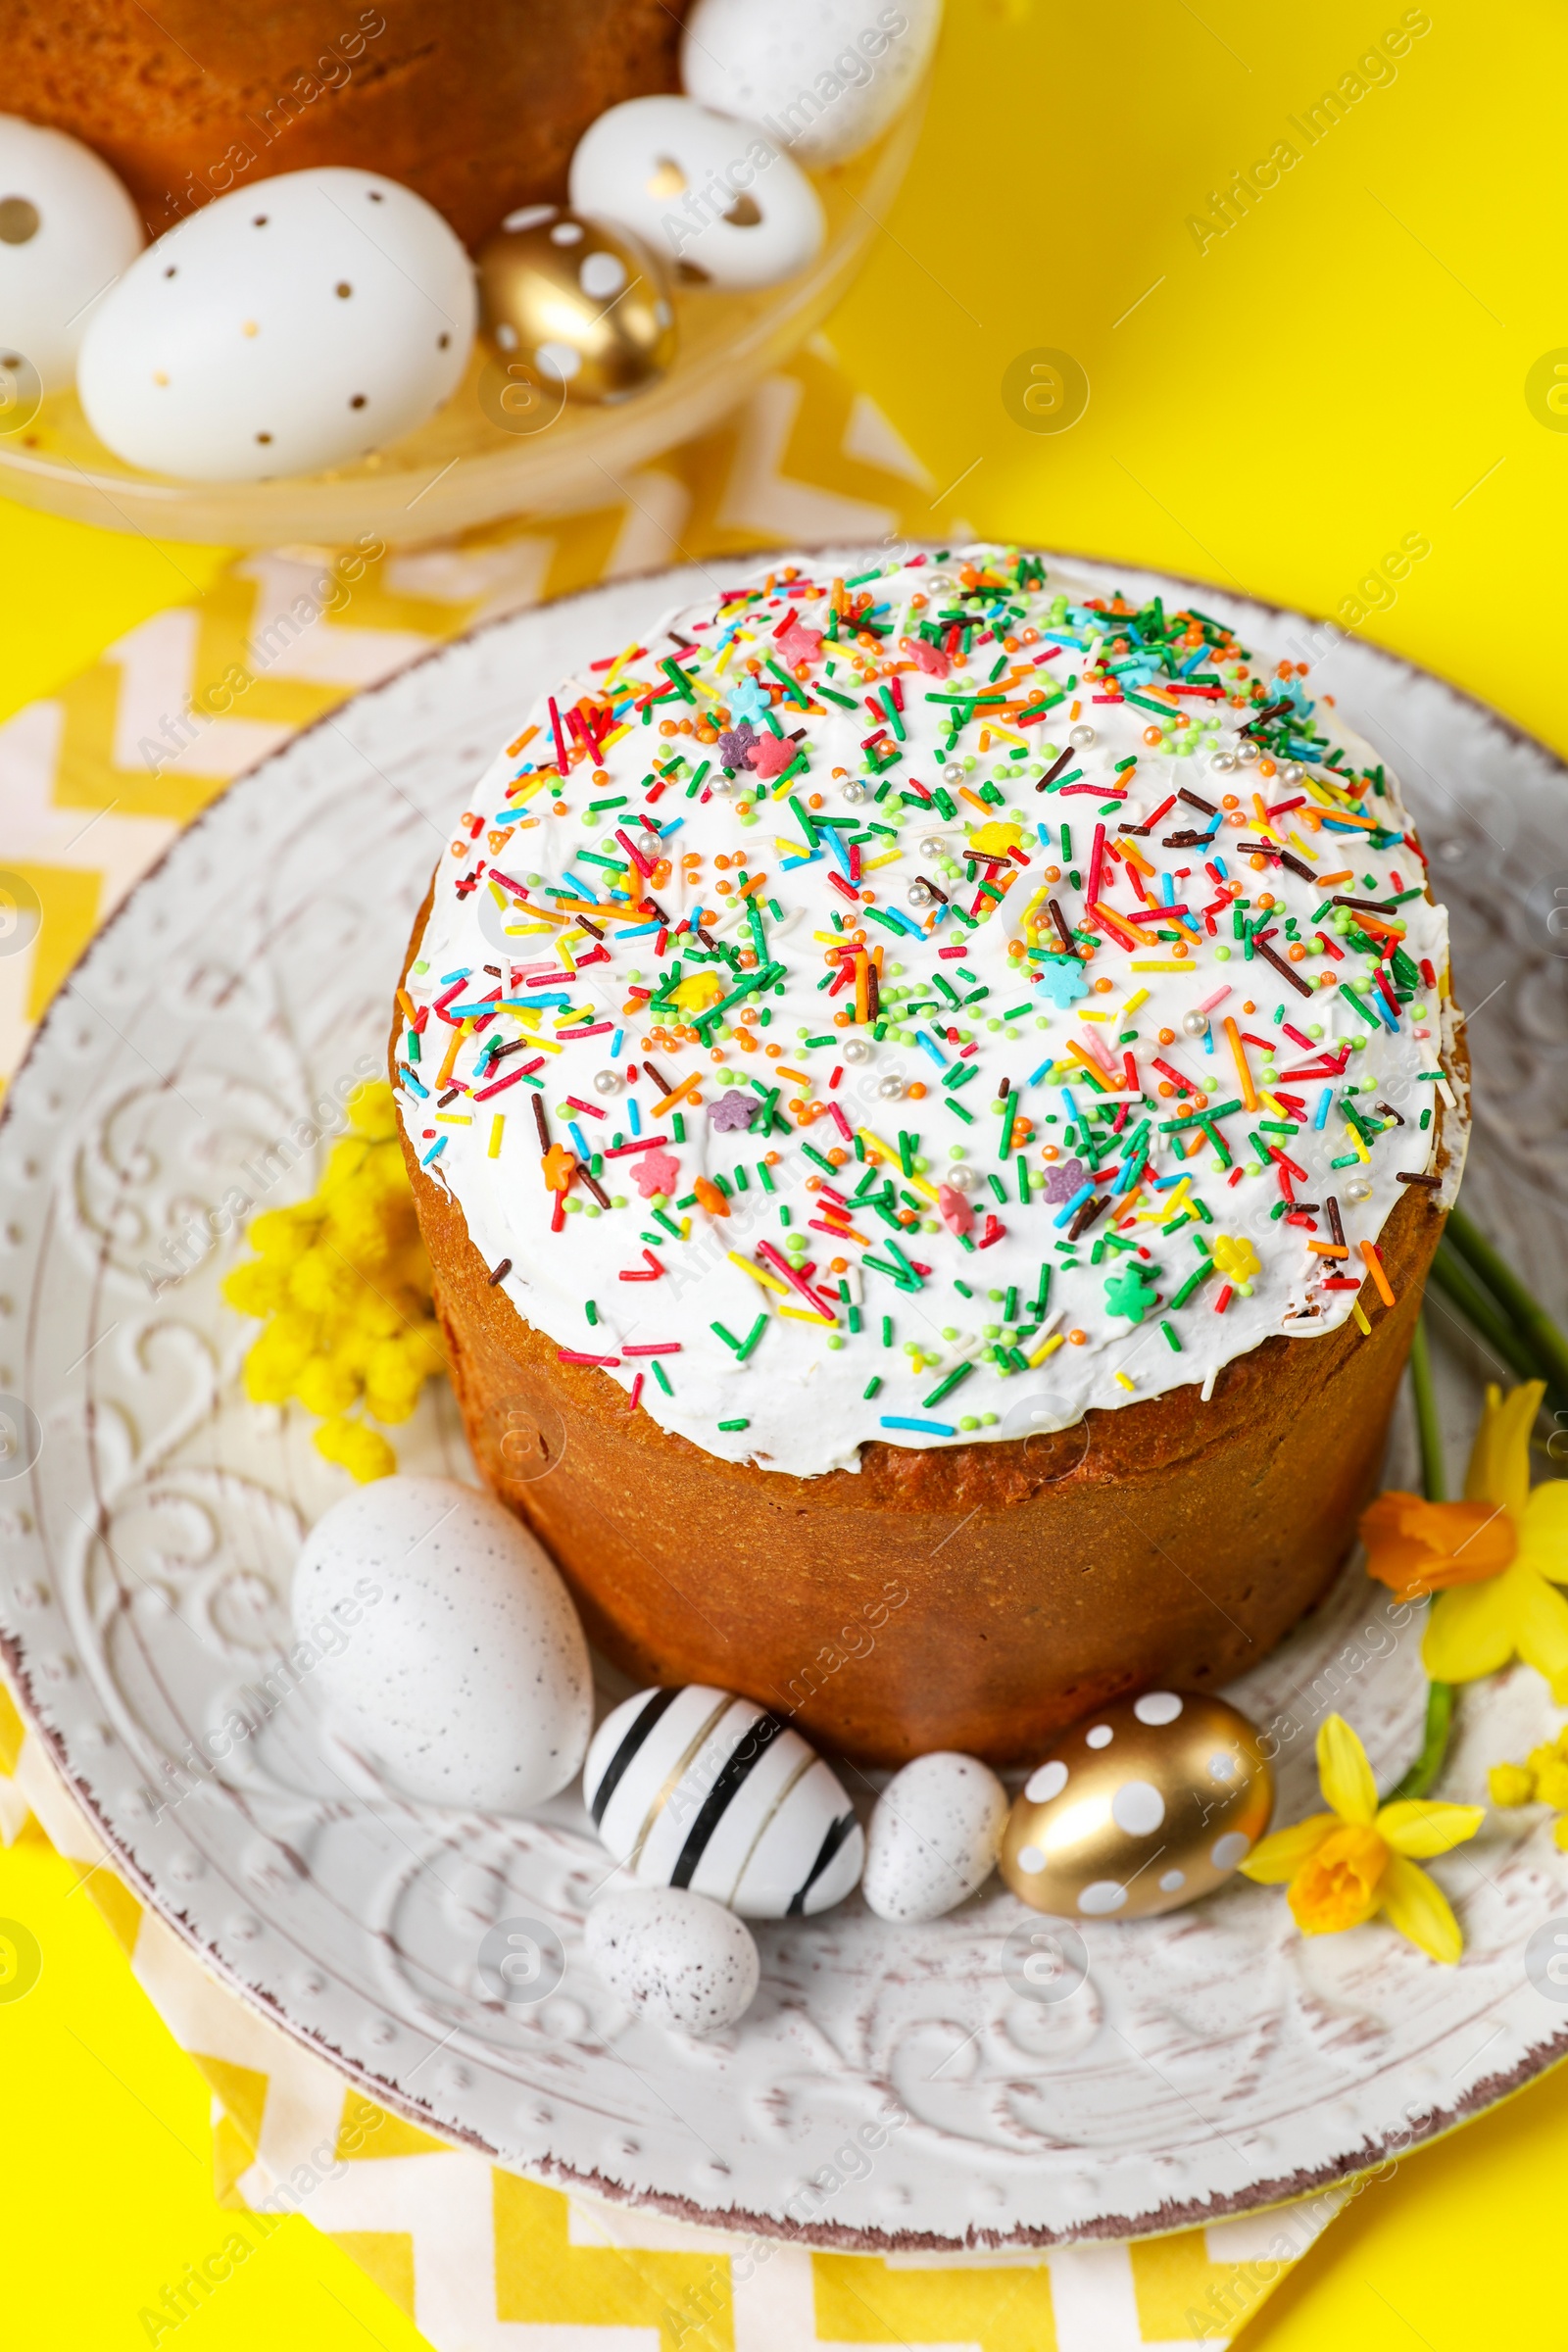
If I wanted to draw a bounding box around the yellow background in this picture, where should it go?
[3,1,1566,2343]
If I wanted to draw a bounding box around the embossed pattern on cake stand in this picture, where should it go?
[1,554,1565,2250]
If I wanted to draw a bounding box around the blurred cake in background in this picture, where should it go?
[0,0,688,245]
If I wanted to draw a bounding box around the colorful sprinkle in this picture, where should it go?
[400,547,1452,1470]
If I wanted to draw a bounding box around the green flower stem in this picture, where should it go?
[1383,1308,1455,1804]
[1408,1312,1446,1504]
[1379,1203,1568,1806]
[1385,1678,1455,1804]
[1445,1204,1568,1402]
[1429,1242,1548,1393]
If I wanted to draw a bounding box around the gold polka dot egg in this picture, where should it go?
[1000,1690,1274,1922]
[476,205,675,408]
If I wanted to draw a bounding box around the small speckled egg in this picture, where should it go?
[568,96,823,290]
[586,1886,760,2034]
[584,1685,862,1917]
[862,1751,1006,1923]
[1000,1690,1274,1921]
[476,205,675,403]
[77,166,475,481]
[681,0,942,167]
[0,115,143,390]
[292,1475,591,1813]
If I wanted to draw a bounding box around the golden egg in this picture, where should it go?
[999,1690,1274,1922]
[475,205,676,406]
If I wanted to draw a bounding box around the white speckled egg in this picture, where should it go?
[583,1685,862,1917]
[999,1690,1274,1922]
[862,1750,1006,1923]
[76,166,475,481]
[681,0,942,167]
[585,1886,760,2034]
[0,116,143,390]
[292,1475,590,1813]
[568,97,823,290]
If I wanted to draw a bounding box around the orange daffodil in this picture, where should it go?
[1361,1381,1568,1699]
[1240,1715,1484,1963]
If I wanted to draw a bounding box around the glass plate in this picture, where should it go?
[0,105,922,547]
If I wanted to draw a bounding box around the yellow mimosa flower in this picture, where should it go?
[1488,1728,1568,1852]
[222,1082,442,1482]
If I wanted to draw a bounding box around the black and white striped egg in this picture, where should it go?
[583,1685,863,1918]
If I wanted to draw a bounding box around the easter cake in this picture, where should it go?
[3,0,687,247]
[393,545,1467,1768]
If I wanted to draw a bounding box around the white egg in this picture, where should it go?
[681,0,942,167]
[862,1751,1006,1923]
[586,1886,760,2034]
[77,167,475,481]
[0,116,143,392]
[568,97,823,291]
[291,1475,591,1813]
[583,1685,863,1917]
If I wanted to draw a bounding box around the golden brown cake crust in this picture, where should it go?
[395,878,1461,1769]
[4,1,686,246]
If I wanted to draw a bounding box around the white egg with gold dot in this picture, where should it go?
[77,166,474,481]
[568,96,823,290]
[0,115,143,391]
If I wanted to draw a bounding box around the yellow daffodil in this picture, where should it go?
[1239,1714,1484,1963]
[1362,1382,1568,1699]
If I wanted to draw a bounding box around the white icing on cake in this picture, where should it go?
[398,546,1463,1479]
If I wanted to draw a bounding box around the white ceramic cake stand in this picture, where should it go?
[2,551,1566,2251]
